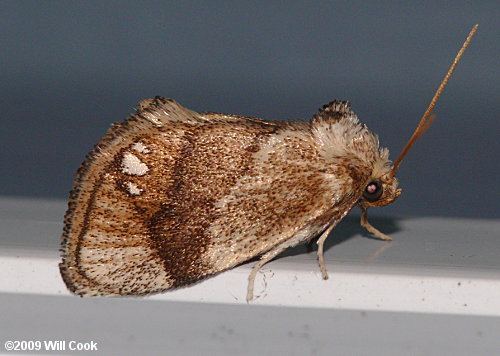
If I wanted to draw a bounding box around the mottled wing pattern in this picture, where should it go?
[60,98,203,295]
[199,112,366,274]
[60,97,371,296]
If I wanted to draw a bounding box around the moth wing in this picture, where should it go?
[60,97,209,296]
[201,111,282,126]
[199,101,373,273]
[199,128,365,274]
[61,97,369,296]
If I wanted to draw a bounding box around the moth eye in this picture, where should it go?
[363,181,383,202]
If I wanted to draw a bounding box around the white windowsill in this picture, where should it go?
[1,196,499,316]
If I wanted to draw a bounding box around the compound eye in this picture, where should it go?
[363,180,383,202]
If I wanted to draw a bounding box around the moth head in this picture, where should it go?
[361,174,401,208]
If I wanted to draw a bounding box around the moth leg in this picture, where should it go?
[360,206,392,241]
[316,224,336,280]
[247,245,288,302]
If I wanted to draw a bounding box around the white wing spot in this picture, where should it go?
[121,152,149,176]
[126,181,143,195]
[132,142,150,153]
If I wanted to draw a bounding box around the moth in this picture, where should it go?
[60,26,477,301]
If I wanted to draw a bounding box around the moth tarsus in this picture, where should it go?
[60,26,477,301]
[360,206,393,241]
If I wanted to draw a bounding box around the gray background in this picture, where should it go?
[1,1,498,218]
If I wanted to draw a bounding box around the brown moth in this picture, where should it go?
[60,26,477,301]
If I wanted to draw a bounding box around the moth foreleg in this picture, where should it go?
[360,206,392,241]
[246,244,288,302]
[316,223,336,280]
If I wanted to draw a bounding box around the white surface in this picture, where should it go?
[3,255,500,317]
[1,196,499,314]
[0,196,499,355]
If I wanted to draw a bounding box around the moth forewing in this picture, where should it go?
[60,98,382,297]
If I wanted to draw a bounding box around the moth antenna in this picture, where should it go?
[390,24,478,177]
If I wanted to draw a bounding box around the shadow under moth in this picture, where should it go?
[60,26,477,301]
